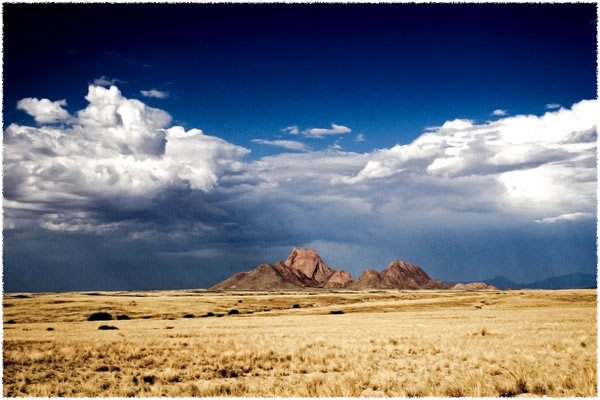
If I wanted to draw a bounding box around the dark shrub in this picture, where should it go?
[143,375,156,384]
[228,309,240,315]
[96,366,109,372]
[141,316,152,319]
[116,314,130,320]
[292,304,300,309]
[216,313,224,317]
[219,369,239,378]
[263,309,270,312]
[183,314,195,318]
[98,325,118,330]
[330,310,344,315]
[46,327,54,331]
[88,312,112,321]
[5,320,16,324]
[247,311,254,314]
[13,294,31,299]
[200,312,215,318]
[238,300,243,303]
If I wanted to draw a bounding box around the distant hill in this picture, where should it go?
[211,248,495,290]
[484,273,596,290]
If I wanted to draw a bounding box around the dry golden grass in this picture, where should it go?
[2,289,597,397]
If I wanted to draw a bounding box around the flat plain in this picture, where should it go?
[2,289,597,397]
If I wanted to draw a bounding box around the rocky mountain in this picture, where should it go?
[211,248,353,290]
[272,248,353,288]
[211,247,496,291]
[349,261,451,290]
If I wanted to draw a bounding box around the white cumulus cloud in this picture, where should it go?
[140,89,169,99]
[535,212,595,224]
[336,99,597,222]
[16,98,70,124]
[304,123,351,138]
[492,109,507,116]
[251,139,308,151]
[93,75,124,86]
[281,125,300,135]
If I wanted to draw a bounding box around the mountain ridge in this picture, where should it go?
[211,248,495,290]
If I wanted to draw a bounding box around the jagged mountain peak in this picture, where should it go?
[283,247,334,281]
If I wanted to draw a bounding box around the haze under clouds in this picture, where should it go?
[3,85,597,291]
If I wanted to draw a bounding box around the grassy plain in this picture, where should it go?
[2,289,597,397]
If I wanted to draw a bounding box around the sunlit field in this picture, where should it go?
[3,289,596,397]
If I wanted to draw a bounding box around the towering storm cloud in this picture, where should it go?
[4,85,249,233]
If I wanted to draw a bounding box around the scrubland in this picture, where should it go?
[2,289,597,397]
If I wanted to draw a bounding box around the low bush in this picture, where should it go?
[98,325,118,330]
[88,312,112,321]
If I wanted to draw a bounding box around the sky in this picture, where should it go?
[2,3,598,292]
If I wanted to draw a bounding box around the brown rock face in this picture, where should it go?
[283,248,335,283]
[381,260,432,288]
[351,269,389,289]
[210,264,298,290]
[272,260,306,287]
[377,260,452,289]
[325,270,354,288]
[382,260,430,280]
[422,279,452,290]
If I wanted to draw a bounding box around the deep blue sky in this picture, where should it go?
[2,3,597,291]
